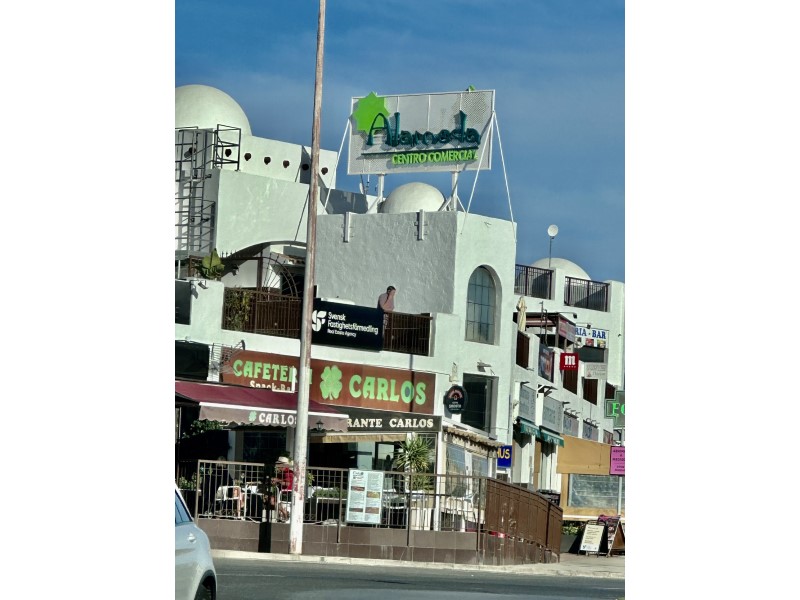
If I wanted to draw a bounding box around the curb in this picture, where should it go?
[211,549,624,579]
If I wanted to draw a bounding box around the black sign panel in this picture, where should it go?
[175,280,192,325]
[311,299,384,351]
[443,385,467,414]
[345,407,442,433]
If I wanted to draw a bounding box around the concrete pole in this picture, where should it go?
[289,0,325,555]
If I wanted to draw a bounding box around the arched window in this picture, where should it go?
[465,267,496,343]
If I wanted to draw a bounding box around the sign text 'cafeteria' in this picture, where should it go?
[311,299,384,351]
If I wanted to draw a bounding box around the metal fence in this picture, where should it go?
[176,461,561,546]
[564,276,609,312]
[514,265,552,299]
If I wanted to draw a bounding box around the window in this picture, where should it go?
[462,375,493,431]
[568,474,624,509]
[242,430,287,464]
[465,267,496,343]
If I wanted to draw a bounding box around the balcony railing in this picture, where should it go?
[564,277,609,312]
[222,288,432,356]
[514,265,552,299]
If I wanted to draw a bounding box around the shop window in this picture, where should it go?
[242,430,287,464]
[562,369,578,394]
[568,474,624,509]
[465,267,496,343]
[462,375,493,431]
[582,378,598,405]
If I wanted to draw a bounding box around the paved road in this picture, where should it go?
[215,557,625,599]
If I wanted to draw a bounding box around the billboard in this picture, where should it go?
[311,299,384,351]
[347,90,495,175]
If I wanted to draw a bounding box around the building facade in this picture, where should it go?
[174,84,624,520]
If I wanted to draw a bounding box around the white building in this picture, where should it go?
[174,85,625,520]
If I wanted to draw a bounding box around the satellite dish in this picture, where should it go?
[547,224,559,238]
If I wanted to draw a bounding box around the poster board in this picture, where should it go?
[346,469,385,525]
[579,522,606,554]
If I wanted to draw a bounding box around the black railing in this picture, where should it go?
[514,265,552,299]
[222,289,432,356]
[564,277,609,312]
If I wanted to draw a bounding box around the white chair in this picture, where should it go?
[216,485,242,518]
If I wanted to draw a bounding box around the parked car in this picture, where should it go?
[175,486,217,600]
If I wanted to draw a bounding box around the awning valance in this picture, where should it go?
[518,417,540,437]
[175,380,349,432]
[537,428,565,447]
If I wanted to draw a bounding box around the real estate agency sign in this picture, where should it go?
[610,446,625,475]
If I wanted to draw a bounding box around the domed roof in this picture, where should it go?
[175,85,252,136]
[531,257,591,280]
[380,182,445,214]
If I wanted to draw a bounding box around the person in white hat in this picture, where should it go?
[272,456,294,522]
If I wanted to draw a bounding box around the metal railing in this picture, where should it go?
[221,289,432,355]
[514,265,552,299]
[564,277,609,312]
[176,461,562,549]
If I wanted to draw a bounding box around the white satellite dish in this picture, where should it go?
[547,224,559,238]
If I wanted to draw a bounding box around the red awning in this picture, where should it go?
[175,380,349,432]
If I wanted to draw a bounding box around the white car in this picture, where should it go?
[175,486,217,600]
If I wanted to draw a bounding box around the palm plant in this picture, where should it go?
[394,435,434,491]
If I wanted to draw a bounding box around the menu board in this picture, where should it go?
[346,469,385,525]
[579,523,606,554]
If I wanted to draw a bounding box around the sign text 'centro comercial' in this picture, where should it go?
[221,349,435,415]
[347,90,495,176]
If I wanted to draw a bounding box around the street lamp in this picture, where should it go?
[547,224,558,269]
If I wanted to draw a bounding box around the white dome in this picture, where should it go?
[380,182,445,214]
[531,257,591,280]
[175,85,252,136]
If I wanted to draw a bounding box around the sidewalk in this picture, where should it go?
[211,549,625,579]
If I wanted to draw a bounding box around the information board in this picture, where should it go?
[579,523,606,554]
[346,469,385,525]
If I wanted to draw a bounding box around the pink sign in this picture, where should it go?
[610,446,625,475]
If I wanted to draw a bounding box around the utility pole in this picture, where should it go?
[289,0,325,555]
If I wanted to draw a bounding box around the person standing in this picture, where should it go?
[377,286,396,312]
[377,286,396,343]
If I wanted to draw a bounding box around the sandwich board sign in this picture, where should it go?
[579,522,606,554]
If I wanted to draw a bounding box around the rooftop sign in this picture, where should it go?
[347,90,495,175]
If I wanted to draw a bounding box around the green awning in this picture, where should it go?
[518,418,539,437]
[538,428,565,447]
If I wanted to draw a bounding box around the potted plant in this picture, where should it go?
[394,436,435,528]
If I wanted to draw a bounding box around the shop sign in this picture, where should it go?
[221,349,435,414]
[541,396,563,433]
[563,413,579,437]
[560,353,579,371]
[538,346,554,381]
[311,299,383,351]
[497,445,512,469]
[582,420,598,441]
[575,327,609,349]
[443,385,467,414]
[604,390,625,428]
[348,90,494,175]
[558,318,576,343]
[584,362,608,380]
[610,446,625,475]
[518,384,536,422]
[345,407,441,432]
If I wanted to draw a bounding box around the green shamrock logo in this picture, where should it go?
[352,91,389,135]
[320,365,343,400]
[248,411,257,422]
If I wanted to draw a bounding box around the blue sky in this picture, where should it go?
[176,0,624,282]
